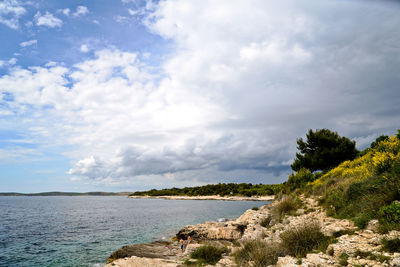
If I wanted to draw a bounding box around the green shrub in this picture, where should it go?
[381,238,400,253]
[376,254,391,263]
[231,240,241,247]
[286,168,316,191]
[233,239,283,267]
[354,250,373,259]
[326,247,334,256]
[279,221,331,257]
[378,201,400,224]
[332,229,355,238]
[338,252,349,266]
[354,212,374,229]
[190,245,227,265]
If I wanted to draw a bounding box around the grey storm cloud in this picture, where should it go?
[69,134,292,183]
[67,0,400,185]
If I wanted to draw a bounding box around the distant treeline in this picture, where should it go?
[130,183,282,197]
[0,192,132,196]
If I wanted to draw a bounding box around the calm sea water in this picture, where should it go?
[0,196,270,267]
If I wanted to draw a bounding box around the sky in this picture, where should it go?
[0,0,400,193]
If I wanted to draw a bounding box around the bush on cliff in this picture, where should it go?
[279,221,332,257]
[378,201,400,232]
[381,237,400,253]
[271,194,302,221]
[190,245,228,265]
[233,239,284,267]
[234,222,332,266]
[284,168,320,192]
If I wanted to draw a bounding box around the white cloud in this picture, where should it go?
[58,8,70,16]
[128,8,139,16]
[0,57,17,68]
[0,0,26,29]
[34,11,62,28]
[80,44,89,53]
[114,15,129,23]
[20,39,37,47]
[73,6,89,17]
[8,58,17,65]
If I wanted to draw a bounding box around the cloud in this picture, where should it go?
[0,0,26,29]
[0,57,17,68]
[128,8,139,16]
[1,0,400,187]
[73,6,89,17]
[114,15,130,24]
[19,39,37,47]
[58,8,70,16]
[80,44,89,53]
[34,11,62,28]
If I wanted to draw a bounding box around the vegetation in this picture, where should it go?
[271,195,302,221]
[234,222,333,266]
[291,129,358,172]
[338,252,349,266]
[381,237,400,253]
[279,221,332,257]
[130,183,282,197]
[190,245,228,265]
[283,168,321,193]
[310,134,400,231]
[354,250,391,263]
[260,216,272,227]
[233,239,283,267]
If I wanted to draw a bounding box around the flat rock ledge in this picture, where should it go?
[107,241,177,263]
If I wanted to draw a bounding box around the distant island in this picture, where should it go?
[129,183,281,197]
[0,191,132,196]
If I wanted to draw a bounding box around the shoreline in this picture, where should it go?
[106,195,400,266]
[128,195,274,201]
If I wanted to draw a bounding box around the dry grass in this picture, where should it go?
[279,221,332,257]
[271,195,302,221]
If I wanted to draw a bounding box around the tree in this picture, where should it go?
[291,129,358,172]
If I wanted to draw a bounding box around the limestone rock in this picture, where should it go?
[177,221,245,240]
[276,255,298,267]
[104,256,178,267]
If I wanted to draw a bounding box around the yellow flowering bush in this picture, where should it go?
[310,132,400,230]
[312,135,400,189]
[372,136,400,172]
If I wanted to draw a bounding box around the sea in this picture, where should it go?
[0,196,270,267]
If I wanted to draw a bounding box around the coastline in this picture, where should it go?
[128,195,274,201]
[106,196,400,266]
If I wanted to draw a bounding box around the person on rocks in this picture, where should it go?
[187,235,192,245]
[179,238,185,252]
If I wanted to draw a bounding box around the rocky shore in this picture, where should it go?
[106,196,400,267]
[128,195,274,201]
